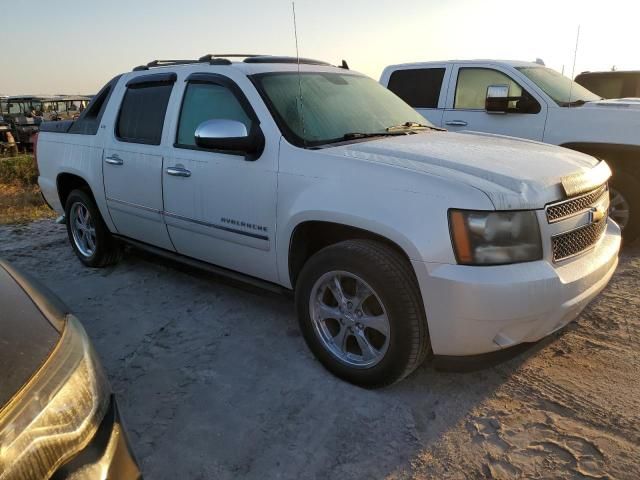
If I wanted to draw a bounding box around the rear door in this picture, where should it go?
[102,73,176,250]
[441,64,547,140]
[384,65,451,127]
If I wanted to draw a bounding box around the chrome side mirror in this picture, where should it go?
[485,84,510,113]
[194,119,259,155]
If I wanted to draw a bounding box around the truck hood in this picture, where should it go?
[544,98,640,147]
[333,131,603,210]
[583,98,640,109]
[0,262,62,409]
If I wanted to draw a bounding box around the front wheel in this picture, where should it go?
[295,240,430,388]
[609,174,640,243]
[65,189,121,267]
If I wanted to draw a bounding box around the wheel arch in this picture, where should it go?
[560,142,640,177]
[285,218,420,290]
[56,172,93,208]
[55,171,116,232]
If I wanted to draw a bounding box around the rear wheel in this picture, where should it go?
[295,240,430,388]
[609,173,639,242]
[65,189,121,267]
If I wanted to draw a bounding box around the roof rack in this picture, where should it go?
[244,56,331,66]
[133,59,200,71]
[198,54,264,65]
[132,55,347,71]
[202,54,262,59]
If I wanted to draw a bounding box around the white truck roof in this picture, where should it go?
[383,59,541,70]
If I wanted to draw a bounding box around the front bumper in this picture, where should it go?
[52,396,142,480]
[413,219,621,357]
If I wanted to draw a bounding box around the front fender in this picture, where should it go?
[275,175,491,288]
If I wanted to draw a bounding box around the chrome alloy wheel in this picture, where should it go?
[309,271,390,368]
[70,202,96,257]
[609,187,630,230]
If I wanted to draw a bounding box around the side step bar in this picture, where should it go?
[113,235,289,295]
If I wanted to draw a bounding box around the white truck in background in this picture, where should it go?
[381,60,640,241]
[35,55,620,387]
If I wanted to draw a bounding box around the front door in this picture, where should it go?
[103,74,176,251]
[162,74,279,283]
[441,65,547,140]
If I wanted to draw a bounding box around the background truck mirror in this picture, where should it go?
[485,84,510,112]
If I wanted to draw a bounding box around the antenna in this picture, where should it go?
[568,25,580,107]
[292,1,306,144]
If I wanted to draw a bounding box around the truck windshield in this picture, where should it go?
[252,72,431,147]
[516,66,601,106]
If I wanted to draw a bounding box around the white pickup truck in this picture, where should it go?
[381,60,640,241]
[37,55,620,387]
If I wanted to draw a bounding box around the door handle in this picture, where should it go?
[445,120,468,127]
[166,166,192,177]
[105,154,123,165]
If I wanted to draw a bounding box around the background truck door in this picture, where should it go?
[384,64,451,127]
[103,73,176,251]
[162,74,279,283]
[441,65,547,140]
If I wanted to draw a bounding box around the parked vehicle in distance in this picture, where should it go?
[2,95,92,151]
[39,95,91,121]
[3,95,46,151]
[37,55,620,387]
[0,95,8,121]
[575,70,640,99]
[381,60,640,241]
[0,120,18,156]
[0,259,141,479]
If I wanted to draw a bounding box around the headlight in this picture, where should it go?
[0,316,110,480]
[449,209,542,265]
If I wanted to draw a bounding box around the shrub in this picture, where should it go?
[0,155,39,186]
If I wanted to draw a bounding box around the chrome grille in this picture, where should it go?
[551,216,608,262]
[546,184,608,223]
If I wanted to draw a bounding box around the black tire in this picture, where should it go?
[65,189,121,267]
[610,173,640,243]
[295,239,430,388]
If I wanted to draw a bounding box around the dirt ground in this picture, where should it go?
[1,220,638,479]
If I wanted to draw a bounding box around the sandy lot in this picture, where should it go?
[1,220,638,479]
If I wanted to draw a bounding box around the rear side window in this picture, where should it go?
[176,82,251,148]
[387,68,445,108]
[116,80,174,145]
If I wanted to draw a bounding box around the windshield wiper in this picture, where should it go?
[386,121,445,132]
[342,132,403,140]
[314,131,405,148]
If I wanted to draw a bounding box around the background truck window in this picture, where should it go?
[387,68,446,108]
[454,68,522,110]
[176,83,251,148]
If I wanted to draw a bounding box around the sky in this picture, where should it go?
[2,0,638,95]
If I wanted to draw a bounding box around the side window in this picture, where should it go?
[116,82,173,145]
[176,82,251,148]
[455,68,524,110]
[387,68,445,108]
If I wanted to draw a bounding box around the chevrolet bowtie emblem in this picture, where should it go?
[591,205,607,223]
